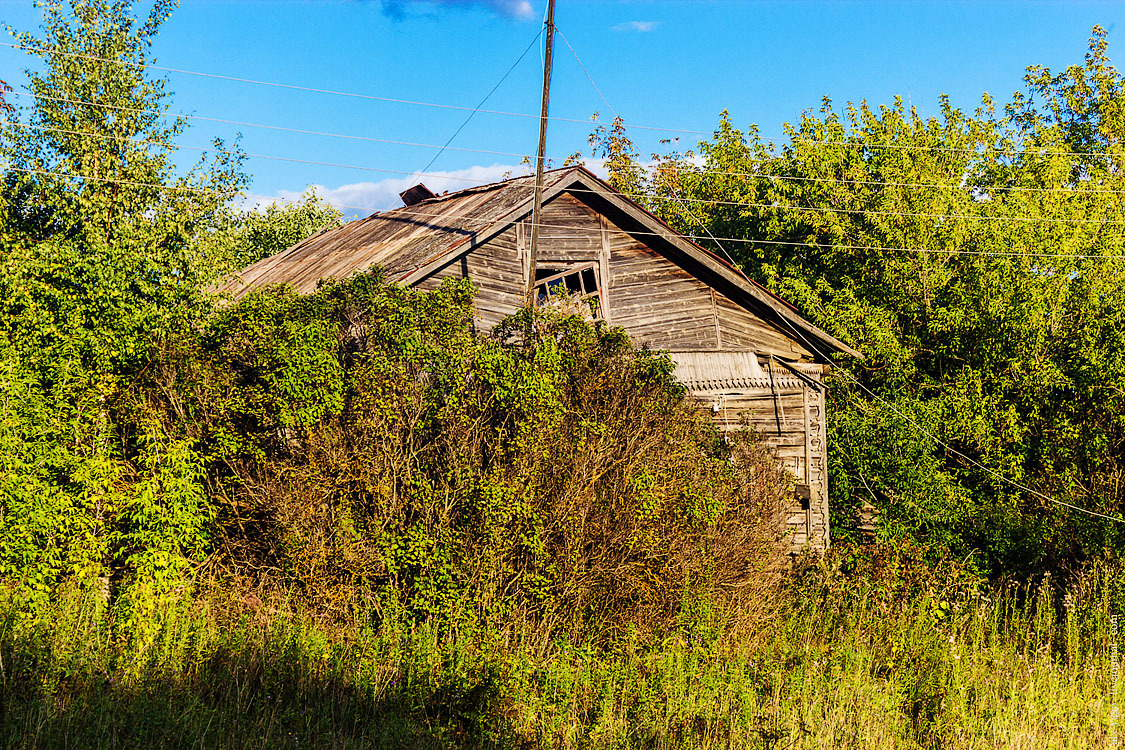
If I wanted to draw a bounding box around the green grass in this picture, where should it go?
[1,559,1120,749]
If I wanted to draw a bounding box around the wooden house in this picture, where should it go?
[217,166,861,552]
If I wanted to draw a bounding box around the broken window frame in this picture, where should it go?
[533,261,606,320]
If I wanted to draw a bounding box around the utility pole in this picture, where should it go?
[525,0,555,308]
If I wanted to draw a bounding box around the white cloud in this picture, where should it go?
[581,158,608,180]
[248,163,527,218]
[244,158,620,220]
[611,20,660,33]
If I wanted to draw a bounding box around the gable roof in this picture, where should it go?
[216,166,861,359]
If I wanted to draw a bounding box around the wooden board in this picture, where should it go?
[715,293,812,358]
[607,237,719,350]
[689,380,831,553]
[416,226,525,329]
[415,188,821,362]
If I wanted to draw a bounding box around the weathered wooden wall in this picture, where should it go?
[418,192,812,358]
[415,189,831,552]
[413,221,526,330]
[709,384,830,552]
[671,351,830,553]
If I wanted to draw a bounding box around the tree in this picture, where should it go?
[588,115,647,197]
[0,0,246,608]
[1,0,248,371]
[205,191,343,274]
[638,29,1125,574]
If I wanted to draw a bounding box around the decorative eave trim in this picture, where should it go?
[682,377,813,393]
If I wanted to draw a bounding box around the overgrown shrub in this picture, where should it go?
[75,271,782,637]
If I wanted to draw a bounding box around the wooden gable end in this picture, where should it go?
[415,189,812,359]
[412,222,526,330]
[606,232,811,357]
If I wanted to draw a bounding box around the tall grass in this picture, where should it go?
[2,554,1119,749]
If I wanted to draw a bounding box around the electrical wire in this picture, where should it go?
[628,186,1125,226]
[0,40,630,131]
[4,120,517,184]
[682,181,1125,523]
[11,157,1118,521]
[8,39,1125,156]
[7,92,535,161]
[9,162,1125,260]
[546,29,1125,525]
[639,164,1125,196]
[773,308,1125,524]
[668,174,1125,522]
[555,26,617,119]
[14,88,1125,199]
[422,28,542,174]
[10,116,1125,229]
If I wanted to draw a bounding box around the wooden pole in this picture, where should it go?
[525,0,555,308]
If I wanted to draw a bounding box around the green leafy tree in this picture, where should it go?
[0,0,245,607]
[641,28,1125,574]
[205,191,343,273]
[1,0,248,371]
[588,115,647,197]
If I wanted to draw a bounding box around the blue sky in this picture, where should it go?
[2,1,1123,216]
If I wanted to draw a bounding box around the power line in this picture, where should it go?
[9,164,1125,260]
[7,161,1117,522]
[627,185,1125,226]
[8,91,537,161]
[555,26,617,120]
[11,115,1125,229]
[422,28,542,174]
[5,164,244,198]
[546,34,1125,232]
[4,120,515,184]
[773,310,1125,524]
[9,39,1125,157]
[671,179,1125,522]
[1,164,511,206]
[639,164,1125,196]
[661,178,1125,525]
[14,89,1125,198]
[0,39,638,132]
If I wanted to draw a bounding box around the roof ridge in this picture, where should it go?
[389,165,583,212]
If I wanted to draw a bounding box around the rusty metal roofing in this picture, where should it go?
[214,169,573,300]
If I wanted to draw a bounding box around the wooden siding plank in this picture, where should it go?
[598,214,613,324]
[714,293,810,357]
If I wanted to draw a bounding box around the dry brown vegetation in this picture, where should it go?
[110,278,792,641]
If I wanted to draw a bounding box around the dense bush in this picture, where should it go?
[592,28,1125,575]
[130,274,786,631]
[1,268,787,637]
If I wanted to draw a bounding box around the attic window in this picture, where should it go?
[534,262,605,320]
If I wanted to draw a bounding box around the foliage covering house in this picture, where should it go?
[218,166,861,552]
